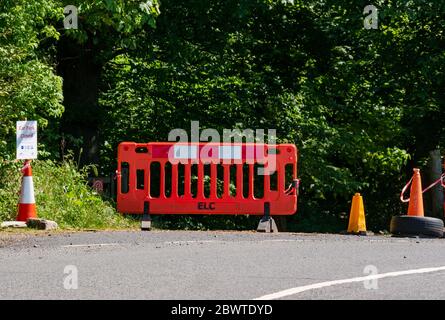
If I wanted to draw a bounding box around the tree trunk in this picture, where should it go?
[57,36,102,166]
[427,149,443,219]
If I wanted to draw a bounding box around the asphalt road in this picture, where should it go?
[1,230,445,299]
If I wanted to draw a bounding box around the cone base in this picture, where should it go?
[390,215,443,238]
[406,212,424,217]
[17,204,37,222]
[347,231,368,236]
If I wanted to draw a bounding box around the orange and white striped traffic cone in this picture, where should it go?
[16,160,37,221]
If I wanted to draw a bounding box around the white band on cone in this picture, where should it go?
[20,176,35,204]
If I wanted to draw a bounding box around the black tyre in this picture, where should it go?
[390,215,444,238]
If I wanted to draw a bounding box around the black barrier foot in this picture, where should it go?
[141,201,152,231]
[257,217,278,233]
[141,218,151,231]
[256,202,278,233]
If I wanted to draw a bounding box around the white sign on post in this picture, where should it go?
[16,121,38,159]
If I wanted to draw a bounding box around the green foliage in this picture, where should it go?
[152,215,258,231]
[0,160,135,229]
[2,0,445,231]
[61,0,160,60]
[97,0,419,230]
[0,0,64,159]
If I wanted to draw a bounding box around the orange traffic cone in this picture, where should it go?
[16,160,37,221]
[391,168,443,237]
[347,193,367,235]
[405,168,424,217]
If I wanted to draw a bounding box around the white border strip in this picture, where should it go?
[254,265,445,300]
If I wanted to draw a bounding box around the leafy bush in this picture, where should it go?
[2,0,444,233]
[0,160,135,229]
[152,215,259,231]
[97,1,416,232]
[0,0,64,159]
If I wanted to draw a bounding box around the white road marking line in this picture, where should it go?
[261,239,304,243]
[165,240,224,245]
[62,243,120,248]
[368,239,409,243]
[61,239,307,248]
[164,239,304,245]
[254,265,445,300]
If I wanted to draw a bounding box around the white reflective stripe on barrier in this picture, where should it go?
[173,145,198,159]
[173,145,242,160]
[20,176,35,204]
[219,145,241,160]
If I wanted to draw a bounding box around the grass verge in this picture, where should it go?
[0,160,137,230]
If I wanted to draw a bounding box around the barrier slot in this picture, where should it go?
[121,162,129,194]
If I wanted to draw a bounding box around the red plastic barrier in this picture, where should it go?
[116,142,298,216]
